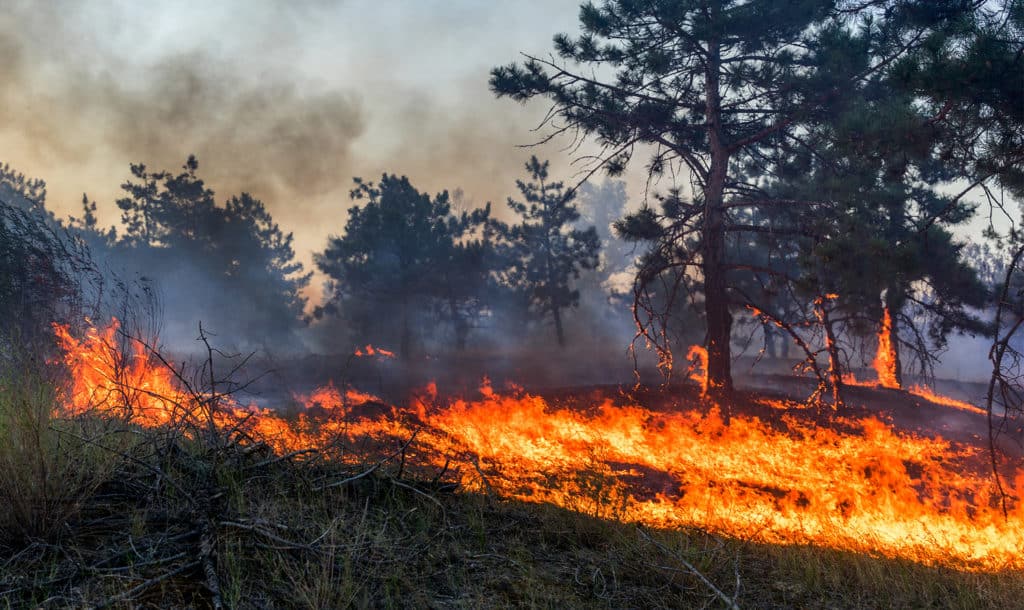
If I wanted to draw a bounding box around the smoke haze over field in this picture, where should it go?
[0,0,637,300]
[0,1,1006,390]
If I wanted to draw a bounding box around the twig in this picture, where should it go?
[389,478,445,511]
[92,560,200,609]
[244,448,319,470]
[220,520,315,552]
[200,518,223,610]
[637,526,740,610]
[320,430,420,490]
[469,454,498,500]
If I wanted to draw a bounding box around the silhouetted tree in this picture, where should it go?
[316,174,491,357]
[892,0,1024,204]
[504,157,599,347]
[436,217,510,351]
[117,155,220,250]
[113,157,310,344]
[759,33,991,392]
[0,165,97,349]
[220,193,311,327]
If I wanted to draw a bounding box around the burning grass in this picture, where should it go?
[1,318,1021,607]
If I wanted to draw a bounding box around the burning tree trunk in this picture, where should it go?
[814,295,845,408]
[874,302,902,389]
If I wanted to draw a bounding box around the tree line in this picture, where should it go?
[0,154,617,358]
[1,0,1021,409]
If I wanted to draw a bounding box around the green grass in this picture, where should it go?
[0,354,131,545]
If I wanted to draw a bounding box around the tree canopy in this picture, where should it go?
[316,174,493,357]
[492,0,999,397]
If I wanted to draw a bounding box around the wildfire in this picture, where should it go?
[53,319,187,426]
[905,385,988,416]
[51,319,1024,571]
[355,344,395,358]
[685,345,708,395]
[874,306,901,389]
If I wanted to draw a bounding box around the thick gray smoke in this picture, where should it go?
[0,1,592,243]
[0,2,365,208]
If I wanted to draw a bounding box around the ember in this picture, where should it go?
[354,344,395,358]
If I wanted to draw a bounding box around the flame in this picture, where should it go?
[906,385,987,416]
[51,319,1024,571]
[425,388,1023,569]
[685,345,708,395]
[53,319,187,426]
[873,307,901,389]
[355,344,395,358]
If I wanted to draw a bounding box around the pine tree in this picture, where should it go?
[316,174,490,357]
[504,157,600,347]
[763,58,990,391]
[491,0,895,394]
[114,157,310,343]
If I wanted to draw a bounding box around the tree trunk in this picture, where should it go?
[553,305,566,348]
[880,160,907,388]
[764,323,777,358]
[702,26,733,396]
[820,301,845,408]
[449,297,468,351]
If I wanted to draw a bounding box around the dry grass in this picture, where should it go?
[0,351,130,544]
[0,429,1020,608]
[0,349,1020,608]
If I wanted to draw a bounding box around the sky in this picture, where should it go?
[0,0,633,295]
[0,0,1000,301]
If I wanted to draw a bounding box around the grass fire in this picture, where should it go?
[2,1,1023,608]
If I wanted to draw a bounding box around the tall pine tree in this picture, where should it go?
[491,0,905,394]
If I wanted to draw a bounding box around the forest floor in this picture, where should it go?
[1,363,1021,608]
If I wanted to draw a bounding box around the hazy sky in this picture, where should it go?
[0,0,626,286]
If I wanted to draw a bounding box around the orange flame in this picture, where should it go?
[906,385,987,416]
[425,387,1023,569]
[355,344,396,358]
[51,319,1024,571]
[53,319,187,426]
[686,345,708,395]
[874,307,901,389]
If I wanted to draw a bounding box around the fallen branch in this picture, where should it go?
[92,560,200,609]
[220,520,315,552]
[199,517,222,610]
[637,526,741,610]
[321,430,420,490]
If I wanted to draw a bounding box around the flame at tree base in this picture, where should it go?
[874,306,901,389]
[51,320,1024,572]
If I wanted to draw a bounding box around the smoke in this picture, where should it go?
[0,2,595,226]
[0,0,650,369]
[0,0,623,322]
[0,2,365,207]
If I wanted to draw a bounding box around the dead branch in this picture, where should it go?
[637,526,740,610]
[92,560,200,610]
[986,244,1024,516]
[321,430,421,490]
